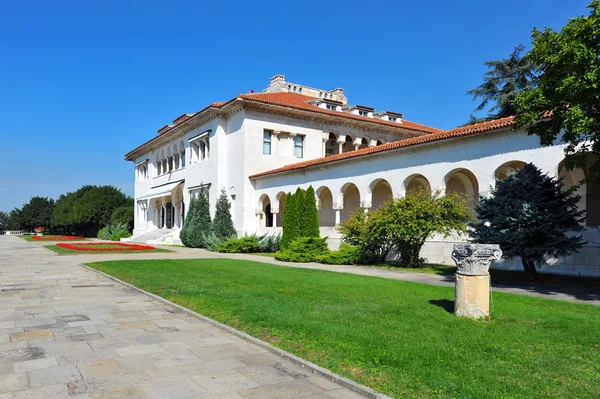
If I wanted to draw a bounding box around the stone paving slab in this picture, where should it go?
[0,236,370,398]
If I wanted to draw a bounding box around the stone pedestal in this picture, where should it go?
[451,244,502,319]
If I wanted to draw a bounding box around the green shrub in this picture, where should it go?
[97,227,109,240]
[200,231,227,251]
[275,237,329,262]
[316,243,362,265]
[259,233,281,252]
[98,222,128,240]
[110,230,132,241]
[217,236,260,253]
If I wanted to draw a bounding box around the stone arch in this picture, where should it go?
[275,192,287,227]
[444,168,479,212]
[403,174,432,196]
[495,160,527,181]
[369,179,393,210]
[558,155,599,227]
[316,186,335,227]
[376,138,386,146]
[340,183,361,223]
[325,132,339,156]
[342,134,354,153]
[359,137,370,150]
[258,194,273,228]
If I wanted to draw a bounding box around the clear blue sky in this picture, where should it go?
[0,0,591,211]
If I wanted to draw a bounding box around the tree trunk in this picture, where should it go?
[521,258,539,281]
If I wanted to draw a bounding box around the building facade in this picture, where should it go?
[126,75,600,276]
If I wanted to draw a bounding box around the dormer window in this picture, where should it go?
[358,110,369,117]
[389,117,397,122]
[326,104,336,111]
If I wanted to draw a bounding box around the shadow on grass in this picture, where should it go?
[429,299,454,314]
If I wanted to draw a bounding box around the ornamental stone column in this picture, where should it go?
[451,244,503,319]
[333,204,343,226]
[336,136,345,154]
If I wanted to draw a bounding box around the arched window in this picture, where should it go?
[265,204,273,227]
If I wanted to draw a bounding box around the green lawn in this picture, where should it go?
[46,245,172,255]
[86,258,600,399]
[19,235,86,242]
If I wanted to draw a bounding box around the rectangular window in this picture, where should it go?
[358,110,368,116]
[326,104,336,111]
[294,135,304,158]
[263,130,272,155]
[389,117,397,122]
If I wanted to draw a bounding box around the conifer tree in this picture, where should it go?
[293,188,306,237]
[302,186,320,237]
[213,188,236,240]
[281,191,296,249]
[180,189,212,248]
[470,163,585,280]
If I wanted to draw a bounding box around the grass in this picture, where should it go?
[19,234,86,242]
[45,244,173,255]
[86,258,600,399]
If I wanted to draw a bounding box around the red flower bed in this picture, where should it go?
[56,242,156,251]
[32,235,85,241]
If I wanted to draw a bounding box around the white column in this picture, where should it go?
[336,136,345,154]
[334,205,342,226]
[272,130,281,154]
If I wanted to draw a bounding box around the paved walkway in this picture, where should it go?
[56,240,600,307]
[0,236,368,398]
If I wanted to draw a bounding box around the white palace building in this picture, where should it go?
[126,75,600,276]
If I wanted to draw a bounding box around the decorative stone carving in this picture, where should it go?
[451,243,502,319]
[451,244,502,276]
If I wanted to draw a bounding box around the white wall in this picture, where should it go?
[253,128,600,276]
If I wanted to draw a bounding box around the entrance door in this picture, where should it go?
[166,202,174,229]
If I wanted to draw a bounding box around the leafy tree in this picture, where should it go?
[180,189,212,248]
[338,207,393,263]
[467,45,536,120]
[378,189,470,268]
[470,163,585,280]
[213,188,236,240]
[339,189,470,267]
[70,186,130,237]
[21,197,55,231]
[281,191,297,249]
[53,185,95,234]
[300,186,320,238]
[5,208,23,230]
[514,1,600,174]
[0,211,6,231]
[110,204,134,232]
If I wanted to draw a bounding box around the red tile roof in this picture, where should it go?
[249,116,516,179]
[236,92,442,134]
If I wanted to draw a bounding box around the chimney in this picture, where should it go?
[270,74,286,84]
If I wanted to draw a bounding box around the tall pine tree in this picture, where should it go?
[213,188,236,240]
[470,163,585,280]
[301,186,320,237]
[180,189,212,248]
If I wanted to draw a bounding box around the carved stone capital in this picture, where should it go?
[332,204,344,211]
[451,244,502,276]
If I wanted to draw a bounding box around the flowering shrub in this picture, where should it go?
[56,242,155,251]
[32,235,85,241]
